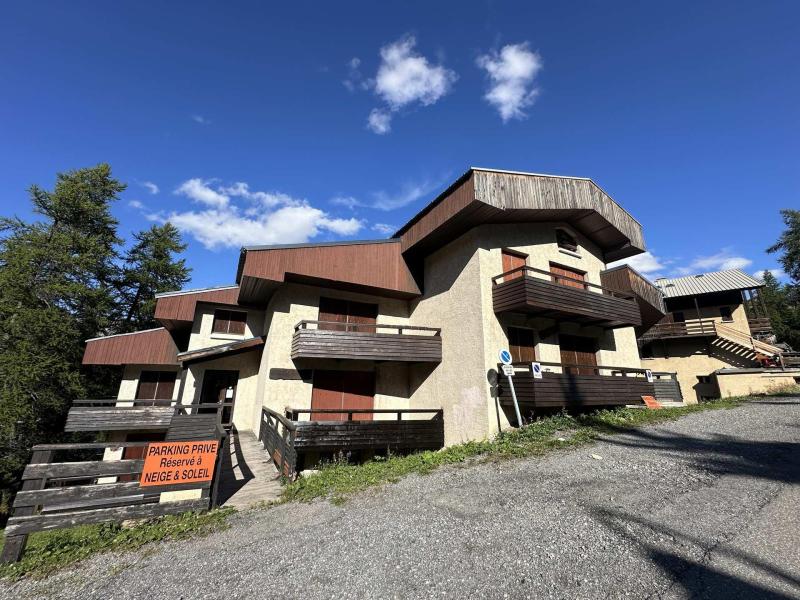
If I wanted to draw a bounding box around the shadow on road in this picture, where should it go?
[592,506,800,599]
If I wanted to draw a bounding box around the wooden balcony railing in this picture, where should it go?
[259,407,445,478]
[291,320,442,363]
[639,319,718,342]
[496,361,680,415]
[492,266,641,328]
[600,264,666,329]
[64,399,235,432]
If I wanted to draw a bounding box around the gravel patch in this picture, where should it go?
[3,397,799,599]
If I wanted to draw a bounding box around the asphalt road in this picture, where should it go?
[3,397,799,599]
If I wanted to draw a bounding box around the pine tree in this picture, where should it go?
[767,209,800,284]
[117,223,191,332]
[0,164,123,516]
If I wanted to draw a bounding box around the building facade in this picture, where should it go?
[638,269,796,402]
[82,168,672,474]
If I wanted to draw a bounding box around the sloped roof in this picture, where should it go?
[655,269,763,298]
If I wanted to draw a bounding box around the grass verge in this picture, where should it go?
[282,396,751,505]
[0,507,233,581]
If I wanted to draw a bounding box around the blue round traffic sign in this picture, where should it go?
[499,349,512,365]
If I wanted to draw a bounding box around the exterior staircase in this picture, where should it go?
[712,322,783,363]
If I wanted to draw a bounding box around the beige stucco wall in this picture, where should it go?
[186,304,265,352]
[716,370,800,398]
[671,301,750,335]
[254,283,419,427]
[641,337,762,403]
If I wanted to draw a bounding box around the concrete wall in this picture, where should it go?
[716,370,800,397]
[670,301,750,336]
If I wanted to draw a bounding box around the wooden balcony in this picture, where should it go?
[600,264,666,330]
[638,319,718,343]
[492,266,641,328]
[496,362,677,413]
[63,399,232,433]
[291,321,442,363]
[259,407,445,477]
[747,317,773,337]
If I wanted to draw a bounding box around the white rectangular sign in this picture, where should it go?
[645,369,654,383]
[531,362,542,379]
[501,364,515,377]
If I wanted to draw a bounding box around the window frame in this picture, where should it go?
[719,306,734,322]
[212,308,248,336]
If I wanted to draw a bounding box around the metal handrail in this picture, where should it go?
[491,265,634,300]
[294,320,441,335]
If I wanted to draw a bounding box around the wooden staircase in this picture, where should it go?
[712,322,783,363]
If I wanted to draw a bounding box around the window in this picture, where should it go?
[136,371,177,401]
[672,311,685,323]
[212,309,247,335]
[556,229,578,252]
[697,375,712,384]
[501,249,527,281]
[508,327,536,363]
[719,306,733,322]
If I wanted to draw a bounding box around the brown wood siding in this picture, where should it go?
[310,370,374,421]
[492,276,642,328]
[154,287,240,330]
[498,371,655,408]
[82,328,179,366]
[394,169,645,262]
[600,265,666,329]
[64,406,175,432]
[292,329,442,363]
[238,241,420,303]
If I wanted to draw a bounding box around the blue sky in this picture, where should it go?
[1,1,798,288]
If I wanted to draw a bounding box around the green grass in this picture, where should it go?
[0,507,233,581]
[282,396,749,504]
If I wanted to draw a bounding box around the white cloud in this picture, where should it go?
[476,43,542,122]
[365,35,457,134]
[164,179,362,249]
[370,179,440,211]
[191,114,211,125]
[175,178,229,208]
[372,223,395,235]
[367,109,392,134]
[343,57,368,92]
[139,181,159,195]
[674,250,753,275]
[128,199,145,210]
[607,251,666,277]
[330,196,363,209]
[753,268,785,280]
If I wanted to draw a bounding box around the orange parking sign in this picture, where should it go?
[139,440,220,487]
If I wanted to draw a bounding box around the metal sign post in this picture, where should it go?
[499,350,523,427]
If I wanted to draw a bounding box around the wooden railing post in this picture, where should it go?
[1,449,53,563]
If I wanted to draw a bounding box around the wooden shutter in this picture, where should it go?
[508,327,536,363]
[227,311,247,335]
[310,370,375,421]
[136,371,176,400]
[559,335,598,375]
[212,310,230,333]
[319,297,349,331]
[502,250,527,281]
[347,300,378,334]
[549,263,586,289]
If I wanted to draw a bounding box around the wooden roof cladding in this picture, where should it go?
[236,240,421,304]
[154,285,240,330]
[82,328,178,366]
[393,168,647,262]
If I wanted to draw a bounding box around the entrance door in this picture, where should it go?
[502,249,527,281]
[550,263,587,289]
[559,334,598,375]
[200,370,238,426]
[311,370,375,421]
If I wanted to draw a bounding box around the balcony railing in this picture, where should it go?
[639,319,718,342]
[291,320,442,363]
[492,266,641,328]
[258,407,445,478]
[600,264,666,329]
[496,361,680,415]
[64,399,234,432]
